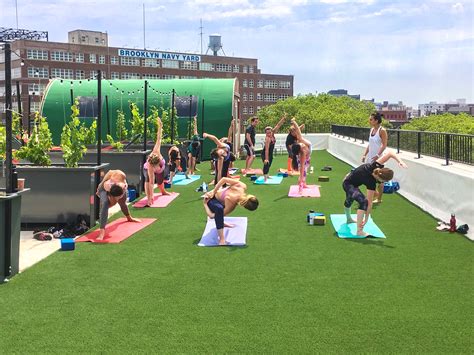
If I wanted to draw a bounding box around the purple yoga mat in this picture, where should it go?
[133,192,179,208]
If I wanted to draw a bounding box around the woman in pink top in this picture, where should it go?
[143,116,170,206]
[203,177,259,245]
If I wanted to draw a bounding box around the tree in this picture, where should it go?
[402,113,474,134]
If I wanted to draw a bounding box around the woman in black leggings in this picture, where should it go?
[342,151,407,237]
[261,115,286,182]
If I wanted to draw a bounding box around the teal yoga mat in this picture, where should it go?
[173,175,201,185]
[330,214,386,239]
[254,176,283,185]
[171,174,187,183]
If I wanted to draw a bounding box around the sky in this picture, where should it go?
[1,0,473,107]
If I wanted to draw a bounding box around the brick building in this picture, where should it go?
[0,30,294,124]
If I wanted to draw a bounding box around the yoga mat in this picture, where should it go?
[171,174,187,183]
[254,176,283,185]
[198,217,247,246]
[173,175,201,185]
[76,218,157,243]
[278,168,299,176]
[243,168,263,175]
[229,168,239,175]
[288,185,321,198]
[330,214,386,239]
[133,192,179,208]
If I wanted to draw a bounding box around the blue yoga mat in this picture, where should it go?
[330,214,386,239]
[173,175,201,186]
[254,176,283,185]
[171,174,187,183]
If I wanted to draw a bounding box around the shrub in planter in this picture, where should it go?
[116,109,129,141]
[14,112,53,166]
[130,102,144,141]
[61,100,88,167]
[0,125,5,161]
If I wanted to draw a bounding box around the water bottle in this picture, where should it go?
[310,166,314,174]
[307,210,315,223]
[449,214,456,233]
[202,182,207,193]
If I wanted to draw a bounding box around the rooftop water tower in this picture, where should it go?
[207,34,226,56]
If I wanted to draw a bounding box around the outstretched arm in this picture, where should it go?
[207,177,246,199]
[377,150,407,168]
[272,114,287,134]
[216,157,224,182]
[152,116,162,154]
[203,132,226,148]
[291,118,311,147]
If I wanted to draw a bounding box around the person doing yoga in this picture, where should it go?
[203,177,259,245]
[244,117,259,173]
[96,170,141,241]
[290,118,313,193]
[168,145,188,184]
[342,150,407,237]
[285,122,304,174]
[262,114,287,182]
[362,112,388,204]
[203,132,234,184]
[187,116,203,175]
[143,116,170,207]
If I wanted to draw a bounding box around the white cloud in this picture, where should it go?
[451,2,464,13]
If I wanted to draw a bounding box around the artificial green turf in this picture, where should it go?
[0,151,472,353]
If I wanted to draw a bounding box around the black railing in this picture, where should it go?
[331,125,473,166]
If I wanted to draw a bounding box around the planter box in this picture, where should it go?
[0,191,24,281]
[49,150,150,194]
[16,163,109,227]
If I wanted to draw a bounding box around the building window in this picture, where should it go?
[279,94,290,100]
[75,53,84,63]
[121,72,140,80]
[121,57,140,66]
[111,72,120,79]
[111,56,119,65]
[28,67,49,78]
[257,80,263,88]
[51,68,74,79]
[162,60,179,69]
[242,79,248,88]
[249,80,254,88]
[264,80,278,89]
[233,65,239,73]
[90,70,98,79]
[249,106,254,114]
[264,93,279,102]
[143,58,159,68]
[51,51,74,62]
[279,81,291,89]
[28,83,46,95]
[162,74,179,79]
[249,66,255,74]
[81,36,86,42]
[89,54,96,63]
[95,37,99,44]
[30,102,41,112]
[99,55,106,64]
[257,106,261,112]
[12,67,21,78]
[27,49,48,60]
[249,93,254,101]
[199,62,214,71]
[256,93,262,101]
[181,75,197,79]
[75,70,85,79]
[143,74,160,79]
[243,93,248,102]
[181,61,198,70]
[243,106,248,114]
[215,63,232,72]
[243,66,248,73]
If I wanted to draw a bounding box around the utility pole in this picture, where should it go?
[200,19,203,55]
[143,3,146,50]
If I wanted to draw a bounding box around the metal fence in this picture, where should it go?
[331,124,473,166]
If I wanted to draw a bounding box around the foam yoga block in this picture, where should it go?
[288,185,321,198]
[61,238,75,251]
[133,192,179,208]
[318,176,330,182]
[76,218,157,244]
[254,176,283,185]
[173,175,201,185]
[198,217,248,247]
[330,214,386,239]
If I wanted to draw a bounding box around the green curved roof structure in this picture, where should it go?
[41,78,238,158]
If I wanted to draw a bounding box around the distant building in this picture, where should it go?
[418,102,446,116]
[378,110,408,127]
[327,89,360,100]
[68,30,108,47]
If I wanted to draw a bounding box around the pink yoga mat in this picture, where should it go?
[133,192,179,208]
[288,185,321,198]
[243,168,263,175]
[76,218,157,244]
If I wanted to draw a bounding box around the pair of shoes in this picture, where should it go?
[436,222,449,231]
[321,166,332,171]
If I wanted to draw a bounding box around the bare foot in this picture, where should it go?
[219,239,227,246]
[161,191,171,196]
[224,223,235,228]
[356,231,369,237]
[96,230,106,241]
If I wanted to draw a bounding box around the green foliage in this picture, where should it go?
[402,113,474,134]
[256,93,384,132]
[160,105,179,144]
[147,107,160,141]
[106,134,124,152]
[115,110,128,141]
[81,120,97,145]
[12,111,22,137]
[0,126,6,160]
[61,100,88,167]
[14,112,53,166]
[130,102,144,141]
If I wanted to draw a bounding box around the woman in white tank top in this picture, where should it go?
[362,113,388,203]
